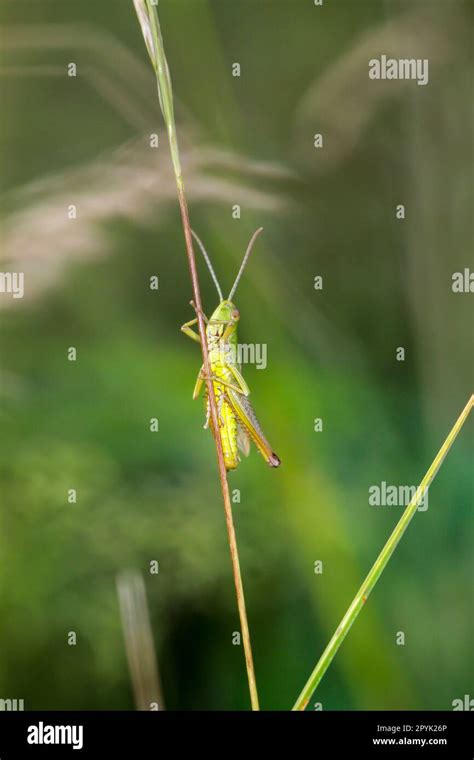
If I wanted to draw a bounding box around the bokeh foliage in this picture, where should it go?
[0,0,472,709]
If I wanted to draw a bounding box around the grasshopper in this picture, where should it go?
[181,228,281,471]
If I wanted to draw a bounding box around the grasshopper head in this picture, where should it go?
[207,300,240,343]
[210,300,240,325]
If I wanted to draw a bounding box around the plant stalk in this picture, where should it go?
[134,0,259,710]
[293,394,473,710]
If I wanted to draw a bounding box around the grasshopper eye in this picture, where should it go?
[231,309,240,321]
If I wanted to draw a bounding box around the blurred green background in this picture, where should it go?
[0,0,472,710]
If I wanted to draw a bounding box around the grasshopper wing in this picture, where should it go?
[228,390,281,468]
[237,423,251,458]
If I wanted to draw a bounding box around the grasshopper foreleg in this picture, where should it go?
[181,302,209,343]
[181,317,201,343]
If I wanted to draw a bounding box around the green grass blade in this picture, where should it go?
[134,0,181,179]
[293,394,473,710]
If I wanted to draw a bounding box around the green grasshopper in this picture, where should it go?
[181,228,281,471]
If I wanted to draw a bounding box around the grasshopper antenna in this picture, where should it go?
[191,230,224,301]
[228,227,264,302]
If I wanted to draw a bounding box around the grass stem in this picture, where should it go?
[133,0,259,710]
